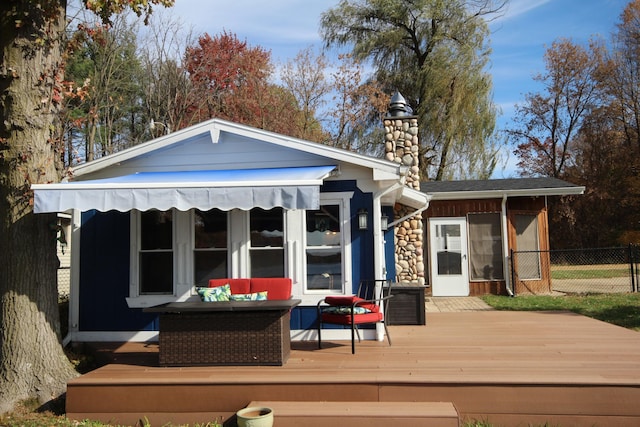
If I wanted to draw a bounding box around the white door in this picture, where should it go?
[429,217,469,296]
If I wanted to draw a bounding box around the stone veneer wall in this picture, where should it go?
[383,116,425,285]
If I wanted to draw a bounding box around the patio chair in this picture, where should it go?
[317,279,393,354]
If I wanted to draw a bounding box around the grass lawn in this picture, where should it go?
[551,268,630,280]
[481,292,640,331]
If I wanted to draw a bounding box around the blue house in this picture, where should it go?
[33,117,427,344]
[33,93,584,345]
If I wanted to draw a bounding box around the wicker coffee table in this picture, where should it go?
[144,300,301,366]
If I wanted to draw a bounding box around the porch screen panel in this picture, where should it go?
[139,210,173,294]
[249,208,284,277]
[468,213,504,280]
[193,209,228,285]
[515,214,541,280]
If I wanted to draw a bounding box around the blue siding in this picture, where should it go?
[292,307,312,331]
[79,211,158,332]
[320,180,374,293]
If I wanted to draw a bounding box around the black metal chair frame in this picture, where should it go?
[317,279,394,354]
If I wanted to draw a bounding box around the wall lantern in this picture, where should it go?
[358,208,368,230]
[381,213,389,231]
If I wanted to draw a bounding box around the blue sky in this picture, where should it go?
[168,0,630,177]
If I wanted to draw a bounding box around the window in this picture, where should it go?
[128,195,352,307]
[306,205,342,290]
[515,214,541,280]
[433,223,463,275]
[193,209,228,286]
[249,208,284,277]
[468,213,504,280]
[139,210,173,294]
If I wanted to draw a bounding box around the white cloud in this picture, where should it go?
[495,0,552,22]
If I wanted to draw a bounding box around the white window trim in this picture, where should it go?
[246,207,286,278]
[189,209,231,294]
[126,195,354,308]
[298,192,353,306]
[126,209,194,308]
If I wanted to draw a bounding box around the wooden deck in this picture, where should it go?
[66,311,640,426]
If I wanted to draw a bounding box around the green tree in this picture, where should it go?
[320,0,504,180]
[65,14,145,162]
[0,0,173,414]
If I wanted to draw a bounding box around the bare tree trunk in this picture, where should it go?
[0,0,78,414]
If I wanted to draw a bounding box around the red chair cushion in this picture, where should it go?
[324,295,362,306]
[324,296,380,313]
[321,311,384,325]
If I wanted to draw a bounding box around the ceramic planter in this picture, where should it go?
[236,406,273,427]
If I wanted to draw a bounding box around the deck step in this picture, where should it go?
[245,401,460,427]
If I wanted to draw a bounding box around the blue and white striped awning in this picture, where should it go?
[32,166,336,213]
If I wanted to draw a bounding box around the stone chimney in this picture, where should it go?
[383,92,425,285]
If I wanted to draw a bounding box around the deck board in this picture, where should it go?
[67,311,640,426]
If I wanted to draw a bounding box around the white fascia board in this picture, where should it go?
[399,187,431,209]
[373,166,407,182]
[377,183,430,209]
[428,186,585,201]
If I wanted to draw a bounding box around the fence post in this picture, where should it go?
[631,243,638,293]
[510,249,516,297]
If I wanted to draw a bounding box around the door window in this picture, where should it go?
[434,223,462,275]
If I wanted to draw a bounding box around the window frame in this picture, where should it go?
[128,209,183,308]
[191,208,230,287]
[248,207,286,278]
[301,192,353,299]
[126,193,354,308]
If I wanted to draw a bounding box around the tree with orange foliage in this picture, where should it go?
[184,31,314,138]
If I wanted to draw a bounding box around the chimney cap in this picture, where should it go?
[388,91,413,117]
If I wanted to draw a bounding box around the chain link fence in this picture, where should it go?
[57,266,70,299]
[511,244,639,295]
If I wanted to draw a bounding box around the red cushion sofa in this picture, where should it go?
[207,278,292,301]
